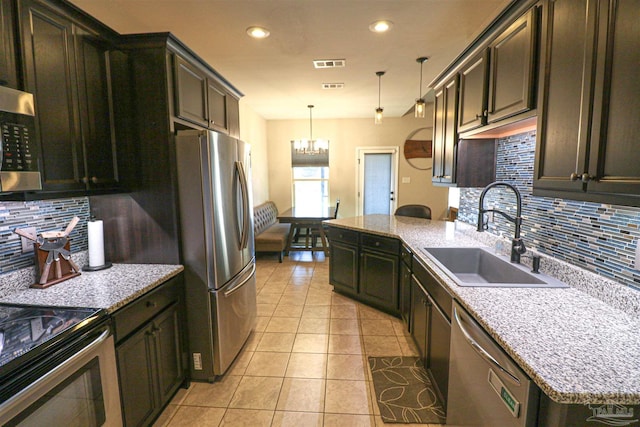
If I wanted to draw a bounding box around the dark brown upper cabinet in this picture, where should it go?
[19,0,119,195]
[458,50,489,133]
[534,0,640,205]
[433,74,496,188]
[432,76,458,185]
[226,95,240,138]
[174,53,238,135]
[175,56,208,128]
[487,8,538,124]
[456,7,539,135]
[207,79,228,134]
[0,0,18,88]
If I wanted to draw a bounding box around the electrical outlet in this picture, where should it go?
[402,177,411,184]
[193,353,203,370]
[20,227,37,253]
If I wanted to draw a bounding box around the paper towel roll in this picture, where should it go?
[88,219,105,267]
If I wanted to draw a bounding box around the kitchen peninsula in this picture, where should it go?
[326,215,640,423]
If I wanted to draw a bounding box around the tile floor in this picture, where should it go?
[154,252,441,427]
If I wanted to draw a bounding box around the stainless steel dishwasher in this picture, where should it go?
[447,301,539,427]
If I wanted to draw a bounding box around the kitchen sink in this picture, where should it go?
[422,247,569,288]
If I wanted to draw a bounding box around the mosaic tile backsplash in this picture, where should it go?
[0,198,90,274]
[458,131,640,290]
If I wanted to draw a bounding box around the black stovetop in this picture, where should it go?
[0,303,104,373]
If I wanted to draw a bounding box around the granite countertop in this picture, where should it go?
[0,263,184,314]
[326,215,640,405]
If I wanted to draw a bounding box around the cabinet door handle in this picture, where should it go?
[146,300,157,308]
[570,173,579,181]
[91,176,98,184]
[81,176,88,184]
[581,173,593,183]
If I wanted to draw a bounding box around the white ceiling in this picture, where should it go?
[70,0,511,120]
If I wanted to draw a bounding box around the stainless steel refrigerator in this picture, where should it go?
[175,129,256,381]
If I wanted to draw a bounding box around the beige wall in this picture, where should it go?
[239,101,270,206]
[265,106,449,219]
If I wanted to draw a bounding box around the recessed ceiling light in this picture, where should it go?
[246,26,270,39]
[369,20,393,33]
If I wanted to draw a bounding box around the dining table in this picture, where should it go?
[277,206,336,256]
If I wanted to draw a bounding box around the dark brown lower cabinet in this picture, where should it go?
[113,275,186,427]
[400,254,412,329]
[328,226,400,316]
[359,246,399,312]
[410,260,452,406]
[328,228,359,297]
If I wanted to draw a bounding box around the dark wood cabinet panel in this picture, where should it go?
[360,249,399,311]
[428,298,451,405]
[441,77,458,184]
[400,254,412,329]
[535,0,594,193]
[20,1,84,191]
[329,226,400,315]
[75,32,119,189]
[114,275,186,427]
[487,8,538,123]
[174,53,240,136]
[455,139,496,187]
[207,79,228,133]
[458,50,488,133]
[117,324,157,427]
[329,241,359,296]
[19,0,121,195]
[0,0,17,88]
[153,303,184,405]
[432,86,445,181]
[587,0,640,198]
[175,56,208,128]
[410,260,452,406]
[535,0,640,205]
[226,95,240,138]
[432,76,458,185]
[434,75,496,188]
[411,277,428,367]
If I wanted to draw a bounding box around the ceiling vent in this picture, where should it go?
[322,83,345,90]
[313,59,346,69]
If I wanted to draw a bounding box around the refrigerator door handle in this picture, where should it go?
[224,262,256,297]
[236,160,250,249]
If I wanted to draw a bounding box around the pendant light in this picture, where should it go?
[292,105,328,155]
[375,71,385,125]
[415,57,429,118]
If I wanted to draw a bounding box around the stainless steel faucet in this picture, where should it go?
[477,181,526,263]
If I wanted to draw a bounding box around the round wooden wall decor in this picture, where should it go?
[404,127,432,170]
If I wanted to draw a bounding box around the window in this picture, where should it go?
[291,140,330,210]
[292,166,329,210]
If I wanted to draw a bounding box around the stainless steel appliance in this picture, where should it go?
[0,304,122,426]
[0,86,41,192]
[447,301,539,426]
[175,129,256,380]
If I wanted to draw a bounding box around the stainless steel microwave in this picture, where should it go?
[0,86,42,192]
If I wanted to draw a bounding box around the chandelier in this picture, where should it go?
[292,105,328,155]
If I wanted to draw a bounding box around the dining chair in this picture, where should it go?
[394,204,432,219]
[311,198,340,248]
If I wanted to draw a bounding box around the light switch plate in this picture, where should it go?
[20,227,37,253]
[402,177,411,184]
